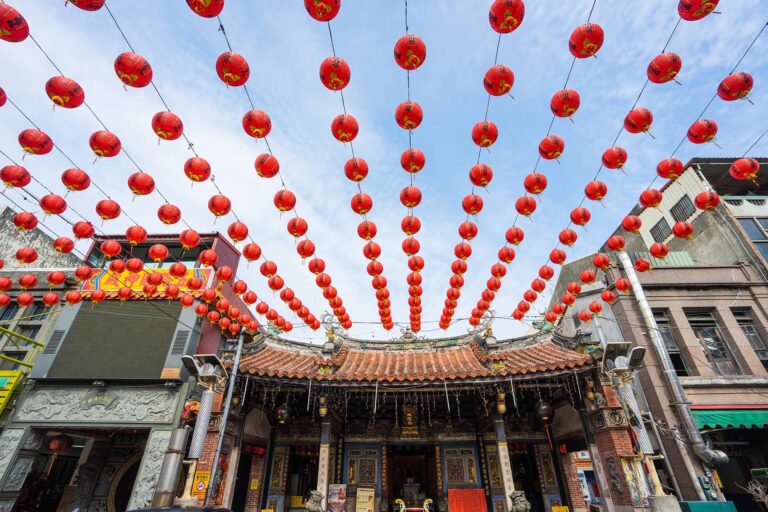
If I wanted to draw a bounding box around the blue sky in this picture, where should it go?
[1,1,767,342]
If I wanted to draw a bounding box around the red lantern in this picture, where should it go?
[253,154,280,179]
[678,0,720,21]
[538,135,564,160]
[18,129,53,155]
[578,310,592,323]
[344,157,368,182]
[65,290,83,305]
[498,246,515,263]
[271,190,294,212]
[488,0,525,34]
[601,290,617,304]
[13,212,38,231]
[395,101,423,130]
[452,259,467,275]
[672,221,694,239]
[169,262,188,279]
[584,180,608,201]
[515,196,536,216]
[401,148,426,173]
[39,194,67,215]
[401,215,421,235]
[635,257,652,272]
[570,207,590,226]
[471,121,498,147]
[1,165,30,187]
[410,256,425,272]
[242,111,271,140]
[559,228,578,246]
[367,260,384,276]
[0,87,4,107]
[258,261,277,278]
[687,119,717,144]
[621,215,642,233]
[523,172,547,194]
[186,0,224,17]
[400,186,422,208]
[462,194,484,215]
[216,265,234,283]
[184,157,211,182]
[512,310,524,321]
[331,114,358,142]
[550,89,580,118]
[114,52,153,87]
[179,229,201,250]
[194,302,208,317]
[455,242,472,260]
[151,111,183,141]
[602,147,627,169]
[126,258,144,274]
[42,292,60,307]
[449,273,464,289]
[484,64,514,96]
[363,242,382,260]
[650,242,669,259]
[165,285,180,300]
[99,240,122,259]
[18,273,38,290]
[550,248,567,265]
[315,273,331,289]
[61,168,90,192]
[624,108,653,134]
[606,235,626,252]
[284,217,308,238]
[539,265,555,280]
[588,301,603,314]
[694,191,720,210]
[730,158,760,181]
[569,23,604,58]
[216,52,250,86]
[468,163,493,187]
[304,0,340,21]
[127,172,155,196]
[199,249,218,267]
[517,301,530,313]
[46,271,67,287]
[297,239,315,259]
[718,72,753,101]
[506,226,524,245]
[89,130,121,158]
[523,289,537,303]
[639,189,663,209]
[227,221,249,242]
[188,277,203,290]
[394,34,427,70]
[148,244,169,263]
[75,265,95,281]
[580,269,596,284]
[157,204,181,225]
[647,53,682,84]
[593,253,611,269]
[656,158,684,180]
[458,221,479,241]
[553,303,566,316]
[0,4,29,42]
[357,220,376,240]
[319,56,350,91]
[72,221,95,240]
[545,311,558,323]
[531,278,545,292]
[208,194,232,216]
[45,76,85,109]
[242,243,262,262]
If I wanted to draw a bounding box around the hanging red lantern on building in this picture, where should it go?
[395,101,423,130]
[401,148,426,173]
[458,221,479,241]
[650,242,669,259]
[449,273,464,289]
[363,241,382,260]
[601,289,617,304]
[46,270,67,287]
[165,285,180,300]
[169,262,188,279]
[523,289,537,303]
[319,56,350,91]
[1,165,30,187]
[517,301,531,313]
[400,216,421,236]
[578,310,592,323]
[42,291,60,307]
[593,253,611,269]
[694,190,720,210]
[584,180,608,201]
[242,243,262,262]
[252,154,280,180]
[227,221,249,242]
[127,172,155,196]
[647,53,682,84]
[718,72,753,101]
[484,64,514,96]
[75,265,95,281]
[216,52,250,86]
[459,193,482,216]
[635,257,652,272]
[624,108,653,134]
[114,52,152,87]
[353,221,376,241]
[0,277,11,291]
[523,172,547,194]
[539,265,555,280]
[559,228,578,246]
[569,23,604,58]
[89,130,121,158]
[18,129,53,155]
[315,273,331,289]
[99,240,122,259]
[307,258,324,276]
[367,260,384,277]
[271,190,295,212]
[482,289,495,303]
[199,249,218,267]
[400,186,422,208]
[331,114,359,142]
[304,0,340,21]
[570,207,591,226]
[394,34,427,70]
[671,220,694,240]
[148,244,169,263]
[243,291,258,305]
[0,4,29,42]
[602,147,627,169]
[194,302,208,317]
[0,87,5,107]
[639,189,663,209]
[545,311,558,323]
[16,292,34,307]
[45,76,85,109]
[65,290,83,305]
[538,135,564,160]
[451,259,467,275]
[184,157,211,183]
[511,309,524,321]
[285,217,308,238]
[621,215,642,233]
[488,276,503,291]
[185,0,223,17]
[729,158,760,181]
[530,278,545,293]
[180,294,194,308]
[515,196,536,216]
[607,235,626,252]
[61,168,90,192]
[589,301,603,314]
[188,277,203,290]
[550,248,567,265]
[72,221,94,240]
[550,89,580,118]
[151,111,183,141]
[39,194,67,215]
[656,158,684,180]
[13,212,38,231]
[18,273,38,290]
[678,0,720,21]
[216,265,234,283]
[259,261,278,279]
[157,203,181,225]
[580,269,596,284]
[208,194,232,217]
[471,121,498,147]
[488,0,525,33]
[125,258,144,274]
[409,256,425,272]
[687,119,717,144]
[179,229,201,251]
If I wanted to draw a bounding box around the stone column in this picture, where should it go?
[316,415,332,509]
[493,411,516,510]
[127,429,173,510]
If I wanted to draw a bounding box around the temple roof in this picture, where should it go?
[238,331,593,385]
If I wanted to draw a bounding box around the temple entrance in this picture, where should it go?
[286,445,319,509]
[388,445,437,509]
[509,444,546,512]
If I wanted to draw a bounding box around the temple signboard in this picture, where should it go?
[81,267,211,293]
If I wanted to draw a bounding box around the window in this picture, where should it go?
[738,218,768,261]
[0,350,27,371]
[650,218,672,243]
[15,325,41,341]
[28,303,49,321]
[733,309,768,370]
[671,195,696,222]
[0,304,20,322]
[653,310,690,376]
[686,311,740,376]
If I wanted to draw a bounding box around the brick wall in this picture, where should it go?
[593,427,634,506]
[244,454,267,512]
[196,430,232,506]
[560,453,588,512]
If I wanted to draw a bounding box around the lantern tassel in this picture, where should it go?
[568,117,575,123]
[673,79,683,86]
[506,93,515,100]
[646,131,656,140]
[746,97,755,105]
[711,139,722,149]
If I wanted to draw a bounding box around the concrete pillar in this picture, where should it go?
[493,411,516,510]
[714,306,767,376]
[316,415,332,509]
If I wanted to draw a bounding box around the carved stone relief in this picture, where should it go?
[0,499,16,512]
[2,456,34,492]
[21,429,44,451]
[63,440,110,512]
[0,428,25,484]
[126,430,172,510]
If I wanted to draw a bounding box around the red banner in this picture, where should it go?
[447,489,486,512]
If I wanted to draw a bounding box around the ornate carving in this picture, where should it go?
[15,387,178,424]
[509,491,531,512]
[126,430,172,510]
[0,499,16,512]
[605,457,626,500]
[0,428,25,483]
[21,429,44,451]
[3,456,33,492]
[68,440,109,511]
[305,490,324,512]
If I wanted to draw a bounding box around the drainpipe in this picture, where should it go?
[153,426,191,506]
[616,252,728,473]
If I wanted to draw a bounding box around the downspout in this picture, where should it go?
[616,252,728,469]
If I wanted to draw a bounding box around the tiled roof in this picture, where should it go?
[239,338,593,383]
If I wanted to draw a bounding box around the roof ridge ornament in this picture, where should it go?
[390,325,426,343]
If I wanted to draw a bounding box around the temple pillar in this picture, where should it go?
[434,441,444,501]
[493,411,516,510]
[315,409,332,509]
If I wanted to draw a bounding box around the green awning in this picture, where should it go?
[692,409,768,430]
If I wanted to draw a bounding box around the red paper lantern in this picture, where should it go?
[357,220,376,240]
[498,246,515,263]
[401,148,426,173]
[607,235,626,252]
[580,269,596,284]
[18,129,53,155]
[61,168,90,192]
[517,301,530,313]
[169,262,188,278]
[331,114,358,142]
[451,259,467,275]
[400,186,422,208]
[46,271,67,287]
[1,165,30,187]
[13,212,38,231]
[512,310,524,321]
[285,217,308,238]
[152,111,183,141]
[89,130,121,158]
[515,196,536,216]
[647,53,682,84]
[584,180,608,201]
[186,0,224,17]
[694,191,720,210]
[639,189,663,209]
[545,311,558,323]
[18,273,38,290]
[635,257,652,272]
[297,239,315,259]
[216,52,250,86]
[468,163,493,187]
[99,240,122,259]
[242,243,262,262]
[593,253,611,269]
[730,158,760,181]
[602,147,627,169]
[227,221,249,242]
[552,303,566,316]
[401,238,421,257]
[624,108,653,134]
[344,157,368,182]
[362,241,381,260]
[488,0,525,33]
[650,242,669,259]
[579,310,593,323]
[687,119,717,144]
[550,248,567,265]
[45,76,85,109]
[471,121,498,147]
[304,0,340,21]
[718,72,753,101]
[42,292,60,307]
[559,228,578,246]
[570,207,591,226]
[208,194,232,216]
[40,194,67,215]
[505,226,524,245]
[199,249,218,267]
[621,215,642,233]
[462,194,483,215]
[157,203,181,225]
[65,291,83,305]
[0,87,5,107]
[455,242,472,260]
[458,221,479,241]
[531,278,545,292]
[184,157,211,182]
[0,4,29,42]
[678,0,720,21]
[401,215,421,235]
[72,221,95,240]
[114,52,153,87]
[216,265,234,283]
[539,265,555,280]
[520,172,546,194]
[127,172,155,196]
[656,158,684,180]
[484,64,514,96]
[148,244,169,263]
[523,289,537,303]
[125,258,143,274]
[563,293,576,306]
[538,135,564,160]
[367,260,384,277]
[409,256,425,272]
[550,89,580,118]
[395,101,423,130]
[566,282,582,296]
[569,23,604,58]
[394,34,427,70]
[672,221,694,239]
[179,229,201,250]
[601,290,617,304]
[252,154,280,180]
[75,265,95,281]
[319,56,350,91]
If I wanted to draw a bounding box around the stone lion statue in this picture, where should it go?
[509,491,531,512]
[306,490,324,512]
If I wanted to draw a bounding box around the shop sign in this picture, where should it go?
[81,267,211,293]
[356,488,375,512]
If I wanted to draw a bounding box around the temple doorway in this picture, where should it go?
[388,445,437,508]
[286,445,319,508]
